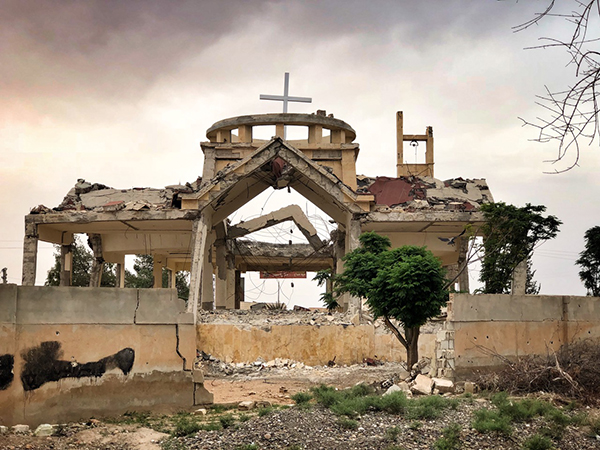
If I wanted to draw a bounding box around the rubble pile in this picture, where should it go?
[196,309,359,327]
[358,175,492,212]
[30,177,203,214]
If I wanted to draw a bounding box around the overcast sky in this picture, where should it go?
[2,0,599,306]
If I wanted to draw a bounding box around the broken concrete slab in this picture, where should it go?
[432,377,455,394]
[411,374,434,395]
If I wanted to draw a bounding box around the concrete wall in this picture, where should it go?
[448,293,600,378]
[0,285,207,427]
[196,320,441,367]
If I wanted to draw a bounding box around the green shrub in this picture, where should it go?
[407,396,452,420]
[491,394,550,423]
[238,413,251,422]
[219,414,236,429]
[434,423,461,450]
[257,406,274,417]
[337,417,359,430]
[385,426,400,441]
[521,434,554,450]
[377,392,408,414]
[291,392,312,404]
[172,416,203,437]
[472,409,512,435]
[199,421,222,432]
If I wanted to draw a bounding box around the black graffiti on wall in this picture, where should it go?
[20,341,135,391]
[0,354,14,390]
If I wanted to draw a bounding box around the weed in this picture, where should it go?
[209,404,233,414]
[238,413,251,422]
[161,437,187,450]
[587,416,600,437]
[199,421,222,431]
[378,392,408,414]
[472,409,512,435]
[385,426,400,441]
[291,392,312,404]
[569,412,588,426]
[407,396,452,420]
[408,420,422,430]
[257,406,274,417]
[219,414,236,429]
[172,416,202,437]
[491,394,550,423]
[521,434,554,450]
[337,417,359,430]
[434,423,461,450]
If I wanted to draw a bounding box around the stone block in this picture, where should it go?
[192,369,204,383]
[411,374,433,395]
[34,424,54,437]
[12,424,30,434]
[464,381,476,394]
[383,384,402,396]
[0,426,8,434]
[432,377,455,394]
[238,401,255,410]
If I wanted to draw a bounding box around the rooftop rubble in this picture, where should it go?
[357,175,492,212]
[30,178,203,214]
[233,240,332,258]
[29,175,491,215]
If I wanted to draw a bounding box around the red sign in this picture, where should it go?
[260,271,307,279]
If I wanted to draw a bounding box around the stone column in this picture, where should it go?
[511,259,527,295]
[215,239,235,309]
[457,237,470,293]
[188,213,212,318]
[22,220,38,286]
[345,218,362,314]
[116,257,125,288]
[88,234,104,287]
[235,270,243,308]
[59,244,73,286]
[153,254,165,288]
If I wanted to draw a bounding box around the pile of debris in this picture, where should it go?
[196,309,359,327]
[29,177,203,214]
[357,175,492,212]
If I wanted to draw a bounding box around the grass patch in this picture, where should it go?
[521,434,554,450]
[291,392,312,404]
[337,417,359,430]
[257,406,275,417]
[434,423,461,450]
[218,414,236,429]
[472,409,513,435]
[407,395,455,420]
[238,413,251,422]
[172,416,203,437]
[385,426,400,441]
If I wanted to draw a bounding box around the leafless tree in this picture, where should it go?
[515,0,600,172]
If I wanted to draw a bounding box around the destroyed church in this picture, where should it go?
[22,110,493,316]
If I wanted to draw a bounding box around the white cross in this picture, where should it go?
[260,72,312,113]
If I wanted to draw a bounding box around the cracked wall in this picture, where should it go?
[0,284,210,427]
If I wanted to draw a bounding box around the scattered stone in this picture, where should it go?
[238,401,255,411]
[411,374,434,395]
[432,377,455,394]
[464,381,476,394]
[383,384,402,396]
[12,424,30,434]
[264,432,272,439]
[34,424,54,437]
[255,401,272,408]
[194,408,207,416]
[0,426,8,434]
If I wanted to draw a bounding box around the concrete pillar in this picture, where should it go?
[511,259,527,295]
[188,213,212,318]
[308,125,322,144]
[59,244,72,286]
[235,270,243,308]
[345,218,362,314]
[116,258,125,288]
[88,234,104,287]
[396,111,404,178]
[153,254,165,288]
[169,269,176,289]
[215,240,235,309]
[275,123,285,138]
[201,247,214,310]
[457,237,469,293]
[22,221,38,286]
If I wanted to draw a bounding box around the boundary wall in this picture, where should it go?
[445,293,600,378]
[0,285,211,427]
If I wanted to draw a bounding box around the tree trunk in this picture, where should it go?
[405,326,420,368]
